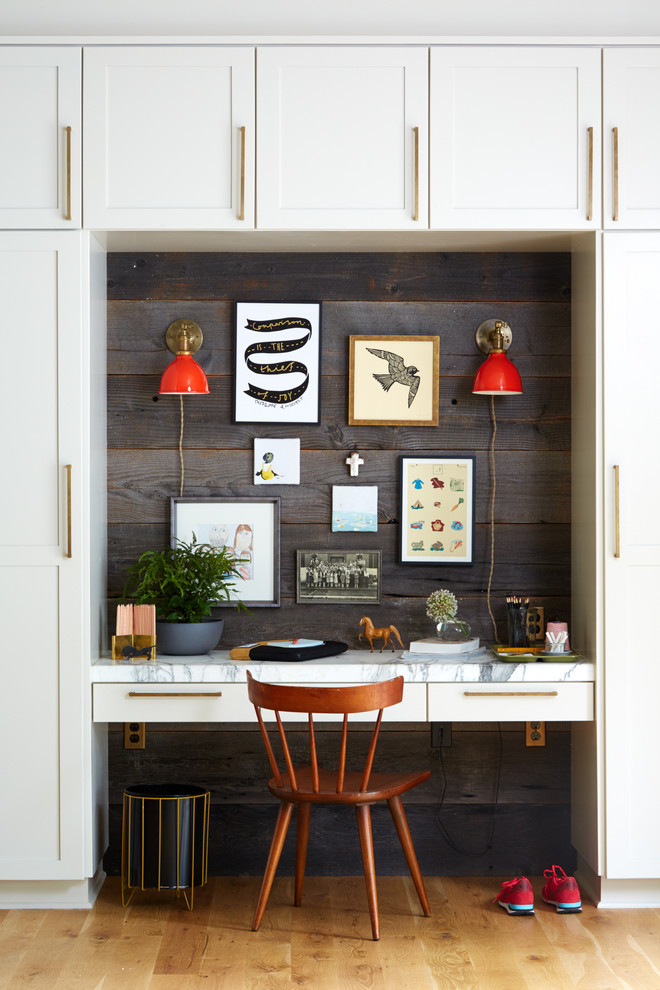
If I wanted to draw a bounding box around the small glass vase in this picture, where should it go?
[435,620,471,643]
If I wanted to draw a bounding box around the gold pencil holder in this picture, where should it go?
[112,634,157,661]
[112,634,133,661]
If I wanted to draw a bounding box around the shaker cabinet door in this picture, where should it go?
[0,232,86,880]
[602,233,660,878]
[430,47,601,230]
[604,49,660,228]
[0,47,81,228]
[83,46,255,229]
[256,47,428,230]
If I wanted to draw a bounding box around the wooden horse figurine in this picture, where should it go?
[358,615,405,653]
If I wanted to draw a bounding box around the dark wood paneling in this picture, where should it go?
[105,250,572,876]
[107,252,571,303]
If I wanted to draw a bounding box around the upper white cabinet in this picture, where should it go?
[83,47,255,229]
[0,232,87,881]
[256,47,428,230]
[0,47,81,228]
[429,47,601,230]
[603,49,660,229]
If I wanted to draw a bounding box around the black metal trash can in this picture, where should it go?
[121,783,210,909]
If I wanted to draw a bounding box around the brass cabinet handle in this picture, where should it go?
[412,126,419,221]
[463,691,558,698]
[65,464,72,557]
[239,126,246,221]
[587,126,594,221]
[614,464,621,558]
[613,126,619,221]
[128,691,223,698]
[64,126,72,221]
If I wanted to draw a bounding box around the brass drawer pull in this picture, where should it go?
[239,125,246,221]
[65,464,72,557]
[587,126,593,221]
[64,126,72,221]
[463,691,558,698]
[128,691,223,698]
[613,126,619,221]
[614,464,621,558]
[412,126,419,221]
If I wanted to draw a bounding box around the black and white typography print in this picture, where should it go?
[234,302,321,423]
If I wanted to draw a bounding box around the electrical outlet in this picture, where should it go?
[431,722,452,748]
[526,721,546,747]
[124,722,146,749]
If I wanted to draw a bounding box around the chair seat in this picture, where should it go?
[268,767,431,805]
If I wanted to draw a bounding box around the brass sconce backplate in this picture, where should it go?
[475,319,513,354]
[166,318,204,355]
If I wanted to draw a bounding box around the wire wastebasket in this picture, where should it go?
[121,783,210,910]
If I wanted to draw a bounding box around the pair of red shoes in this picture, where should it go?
[494,866,582,915]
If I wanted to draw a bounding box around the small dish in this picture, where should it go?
[538,650,581,661]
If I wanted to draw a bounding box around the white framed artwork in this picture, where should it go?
[254,438,301,485]
[332,485,378,532]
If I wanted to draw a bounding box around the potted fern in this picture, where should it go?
[122,535,246,655]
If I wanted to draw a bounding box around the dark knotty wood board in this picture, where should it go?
[105,250,572,877]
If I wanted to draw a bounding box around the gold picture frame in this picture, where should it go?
[348,334,439,426]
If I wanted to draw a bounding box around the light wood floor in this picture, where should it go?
[2,875,660,989]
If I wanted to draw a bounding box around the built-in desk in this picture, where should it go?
[92,648,594,724]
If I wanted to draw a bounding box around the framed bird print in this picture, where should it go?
[399,455,476,565]
[348,335,439,426]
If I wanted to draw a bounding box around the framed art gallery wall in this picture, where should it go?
[106,250,571,649]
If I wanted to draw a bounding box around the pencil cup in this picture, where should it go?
[507,603,529,648]
[112,634,133,661]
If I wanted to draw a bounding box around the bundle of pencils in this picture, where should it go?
[133,604,155,638]
[506,595,529,606]
[115,603,133,636]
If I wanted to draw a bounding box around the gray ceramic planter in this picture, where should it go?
[156,618,224,656]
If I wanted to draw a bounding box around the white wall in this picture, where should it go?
[2,0,660,38]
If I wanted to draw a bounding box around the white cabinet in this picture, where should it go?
[0,47,81,228]
[256,47,428,230]
[0,233,88,883]
[600,233,660,879]
[83,47,255,229]
[603,49,660,228]
[430,47,601,230]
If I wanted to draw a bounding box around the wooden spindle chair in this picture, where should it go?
[246,671,431,940]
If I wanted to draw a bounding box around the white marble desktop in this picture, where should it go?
[92,647,594,685]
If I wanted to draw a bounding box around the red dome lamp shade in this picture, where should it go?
[472,319,523,396]
[158,319,210,395]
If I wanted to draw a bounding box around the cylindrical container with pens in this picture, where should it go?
[506,595,529,648]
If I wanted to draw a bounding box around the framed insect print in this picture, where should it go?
[348,335,439,426]
[399,455,475,565]
[234,302,321,424]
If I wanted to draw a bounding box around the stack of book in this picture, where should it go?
[407,636,480,655]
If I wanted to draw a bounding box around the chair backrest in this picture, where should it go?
[246,671,404,796]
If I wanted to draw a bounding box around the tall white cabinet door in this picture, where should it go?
[0,233,86,880]
[0,47,81,228]
[256,47,428,230]
[430,47,601,229]
[83,47,255,229]
[604,49,660,229]
[602,233,660,878]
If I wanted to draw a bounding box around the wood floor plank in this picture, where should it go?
[6,877,660,990]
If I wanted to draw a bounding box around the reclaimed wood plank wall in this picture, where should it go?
[105,250,573,877]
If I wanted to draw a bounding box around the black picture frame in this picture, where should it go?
[399,455,476,565]
[296,550,382,604]
[234,301,322,424]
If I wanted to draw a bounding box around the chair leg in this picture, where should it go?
[387,795,431,916]
[294,802,311,907]
[252,800,294,931]
[355,803,380,940]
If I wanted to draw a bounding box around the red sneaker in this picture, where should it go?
[493,876,535,915]
[542,865,582,913]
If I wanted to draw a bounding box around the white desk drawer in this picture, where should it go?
[93,681,427,723]
[427,681,593,722]
[93,683,254,723]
